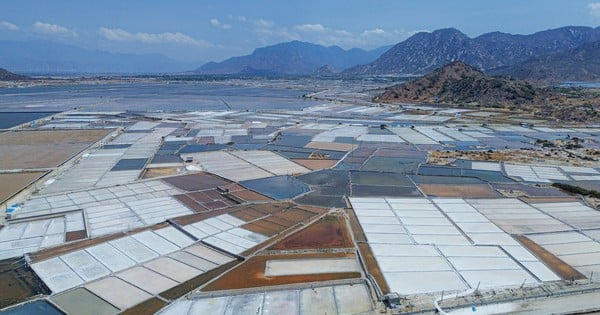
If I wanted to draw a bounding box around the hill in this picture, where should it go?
[346,26,600,75]
[373,61,539,106]
[196,41,390,75]
[0,40,198,74]
[374,61,600,122]
[489,40,600,85]
[0,68,30,81]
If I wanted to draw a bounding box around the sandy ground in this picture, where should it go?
[419,184,500,197]
[0,130,111,169]
[0,172,47,203]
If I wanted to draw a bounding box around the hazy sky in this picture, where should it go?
[0,0,598,63]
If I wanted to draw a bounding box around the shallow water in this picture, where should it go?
[0,112,57,129]
[0,300,62,315]
[240,175,310,200]
[0,82,319,113]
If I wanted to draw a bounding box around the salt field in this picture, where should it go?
[0,81,600,314]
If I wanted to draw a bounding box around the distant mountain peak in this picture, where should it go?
[196,41,389,75]
[489,40,600,85]
[345,25,600,76]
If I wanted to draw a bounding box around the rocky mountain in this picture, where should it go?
[196,41,390,75]
[347,28,491,75]
[489,40,600,85]
[0,40,198,74]
[0,68,30,81]
[313,64,338,75]
[373,61,540,106]
[347,26,600,75]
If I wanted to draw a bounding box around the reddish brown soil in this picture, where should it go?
[162,172,230,191]
[202,253,360,291]
[516,235,586,280]
[419,184,500,197]
[292,159,338,170]
[241,205,323,237]
[65,230,87,242]
[174,188,238,213]
[140,167,180,179]
[172,203,283,226]
[263,215,294,227]
[272,207,315,222]
[230,190,271,202]
[218,183,246,192]
[120,298,166,315]
[243,221,286,237]
[347,208,367,243]
[174,194,209,212]
[229,207,269,221]
[346,208,389,293]
[358,243,390,294]
[269,215,354,250]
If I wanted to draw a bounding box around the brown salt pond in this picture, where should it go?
[202,253,360,291]
[418,183,500,197]
[269,215,354,250]
[140,167,182,179]
[162,172,230,192]
[0,172,47,204]
[0,129,112,169]
[516,235,586,281]
[346,208,390,294]
[292,159,338,170]
[243,206,323,237]
[0,257,50,309]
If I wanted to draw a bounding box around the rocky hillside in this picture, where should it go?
[374,61,539,106]
[196,41,390,75]
[0,68,29,81]
[347,28,490,75]
[347,26,600,75]
[374,61,600,122]
[489,40,600,85]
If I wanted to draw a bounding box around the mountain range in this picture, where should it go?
[345,26,600,76]
[489,40,600,84]
[0,40,199,74]
[0,25,598,78]
[195,41,391,75]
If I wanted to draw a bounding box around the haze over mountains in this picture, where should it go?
[195,41,390,75]
[0,25,598,80]
[0,40,199,74]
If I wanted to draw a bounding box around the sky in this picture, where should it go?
[0,0,598,63]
